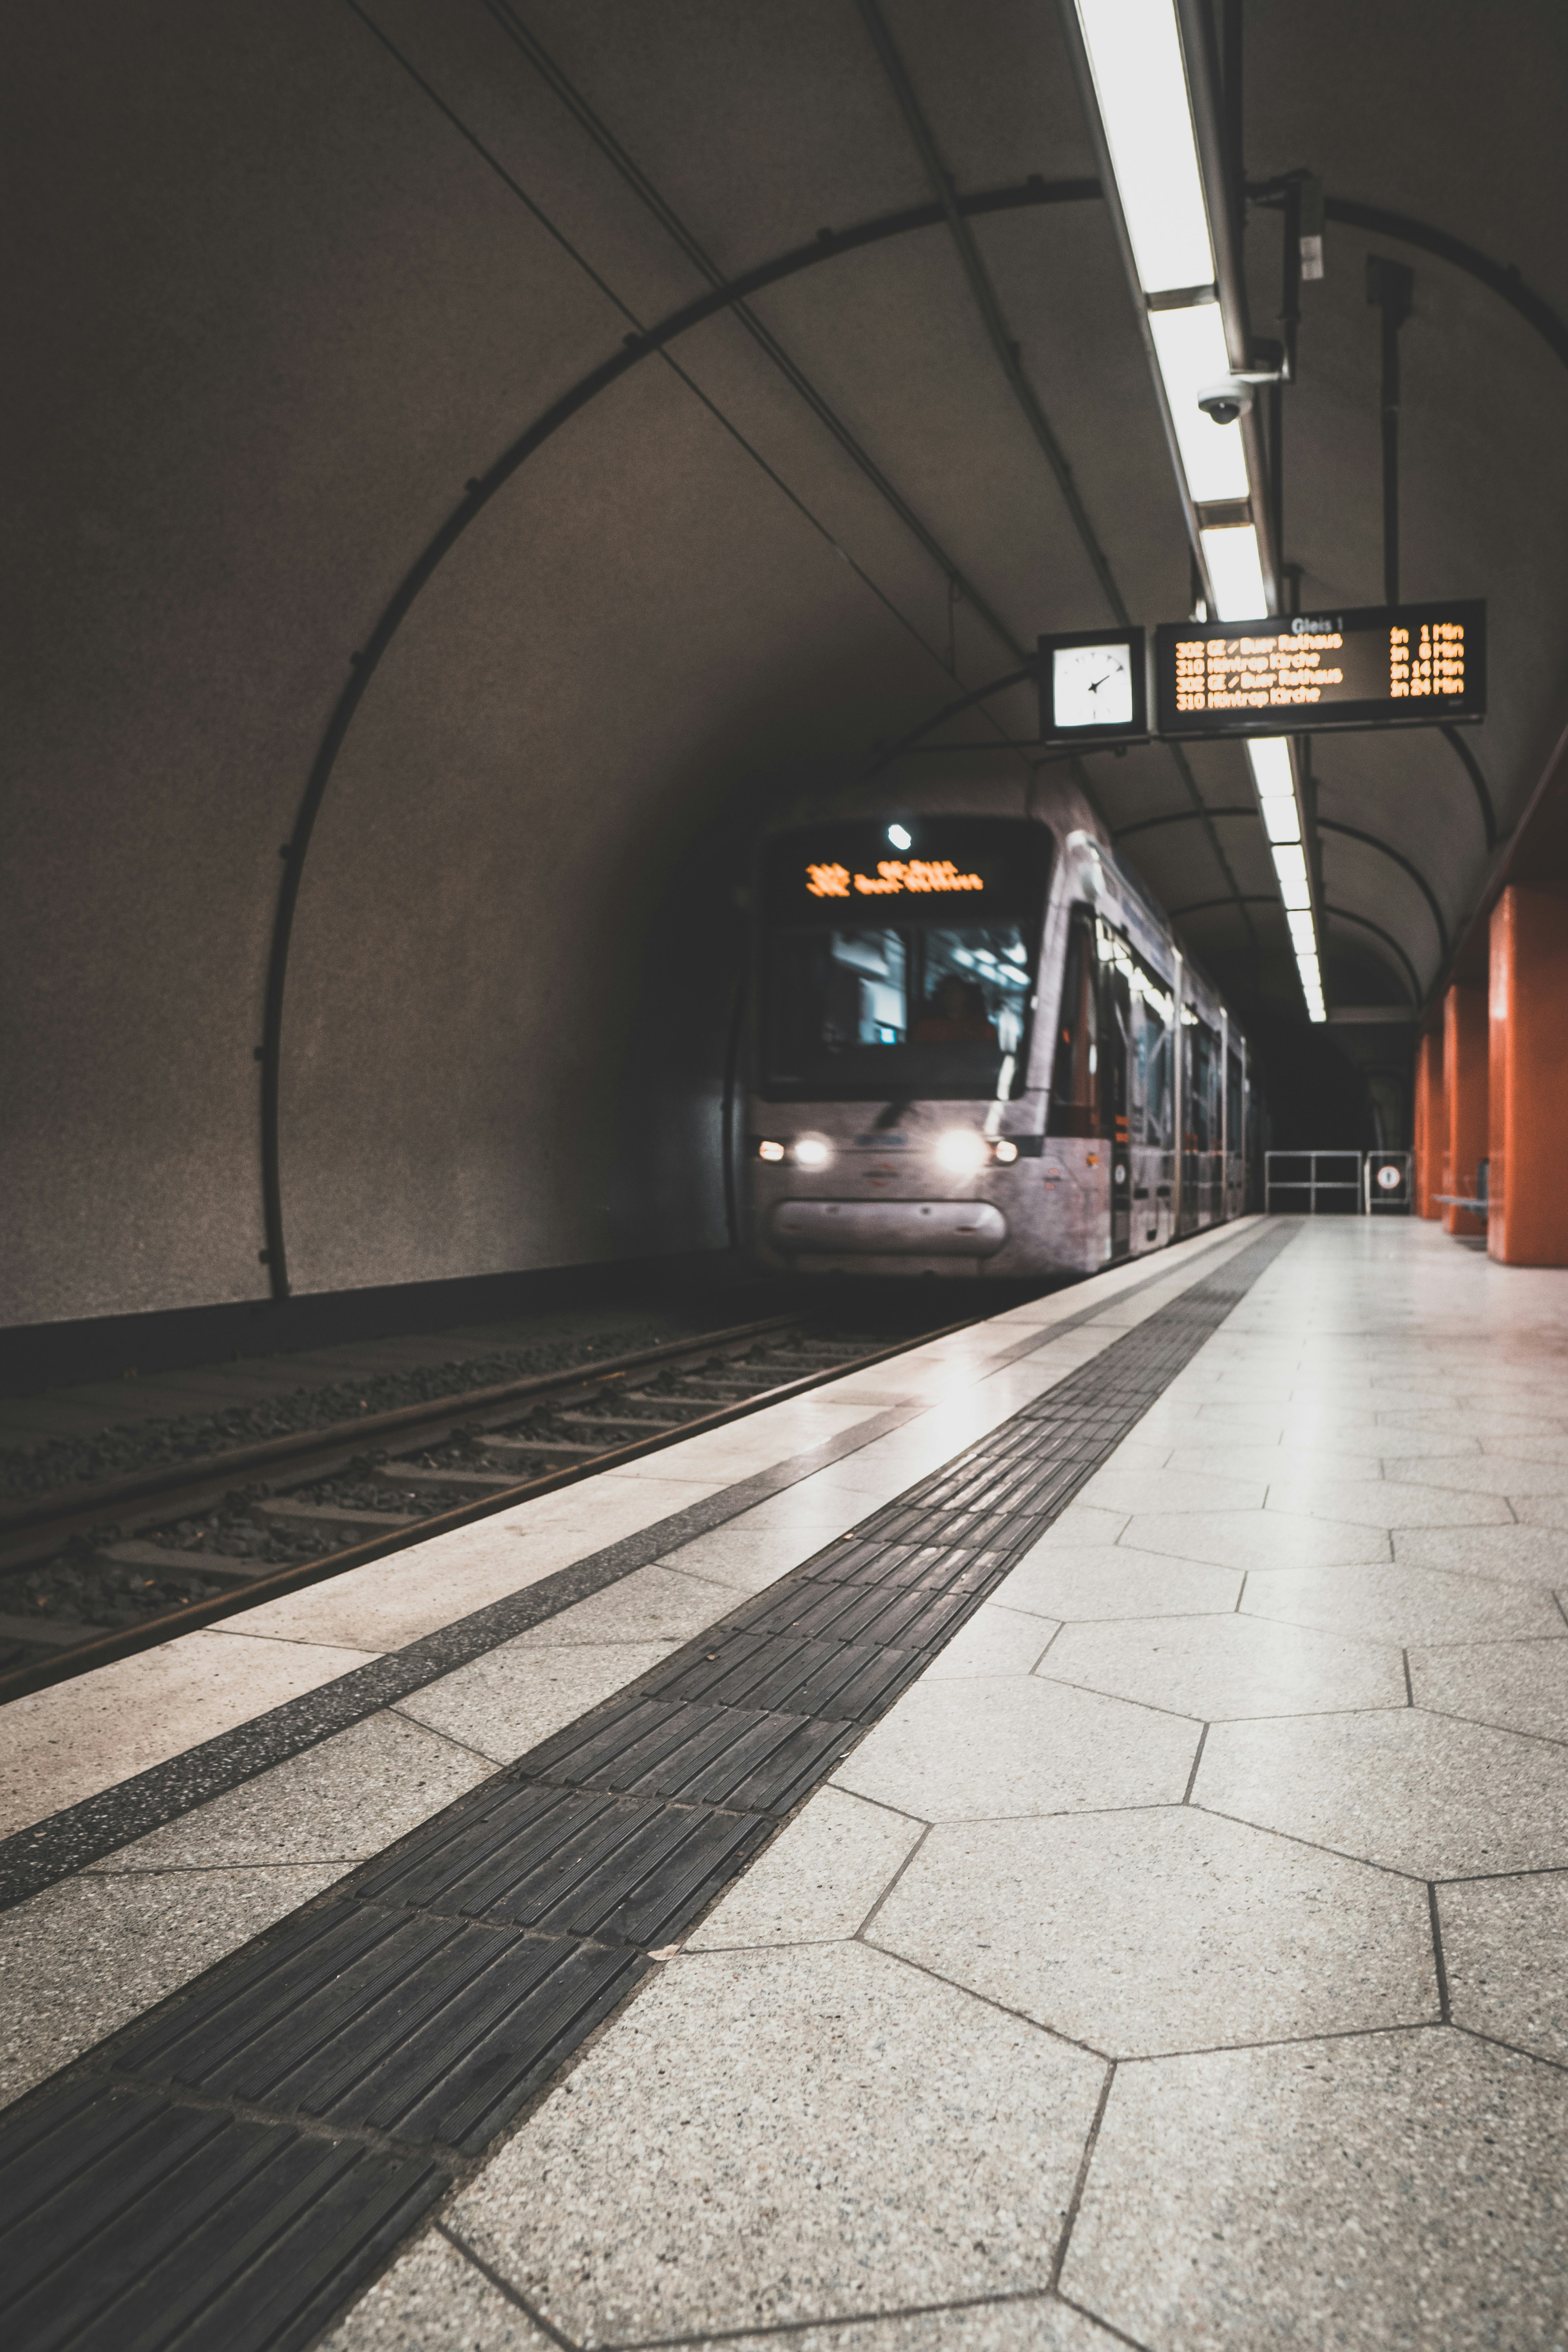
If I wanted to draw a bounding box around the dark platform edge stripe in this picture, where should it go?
[0,1223,1295,2352]
[0,1241,1232,1910]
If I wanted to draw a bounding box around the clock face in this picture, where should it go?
[1054,641,1135,729]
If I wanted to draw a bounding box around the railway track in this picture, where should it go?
[0,1309,976,1704]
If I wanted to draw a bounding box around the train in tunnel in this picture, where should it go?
[745,778,1251,1280]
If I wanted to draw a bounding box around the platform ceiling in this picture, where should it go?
[8,2,1568,1325]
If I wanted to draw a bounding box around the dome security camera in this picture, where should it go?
[1198,378,1255,424]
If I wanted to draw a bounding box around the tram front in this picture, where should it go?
[746,814,1057,1278]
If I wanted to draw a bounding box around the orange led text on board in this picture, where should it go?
[1173,620,1466,713]
[805,859,985,899]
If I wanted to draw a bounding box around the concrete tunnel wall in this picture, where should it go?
[1,0,990,1329]
[10,0,1568,1334]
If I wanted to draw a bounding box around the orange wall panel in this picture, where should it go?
[1413,1030,1445,1217]
[1489,886,1568,1264]
[1443,984,1488,1238]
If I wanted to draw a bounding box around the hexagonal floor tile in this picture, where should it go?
[919,1603,1059,1679]
[449,1942,1105,2345]
[689,2302,1116,2351]
[1378,1405,1568,1439]
[832,1675,1196,1822]
[1384,1453,1568,1498]
[1061,2030,1568,2350]
[1162,1440,1389,1484]
[1408,1638,1568,1741]
[1513,1494,1568,1532]
[1120,1509,1389,1574]
[1038,1612,1405,1719]
[1196,1709,1568,1876]
[868,1808,1435,2056]
[1263,1475,1513,1528]
[685,1785,921,1950]
[1394,1523,1568,1586]
[1483,1433,1568,1465]
[991,1544,1242,1623]
[1242,1562,1563,1646]
[1438,1873,1568,2063]
[1072,1466,1267,1518]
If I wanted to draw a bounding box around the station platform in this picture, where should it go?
[2,1214,1565,2351]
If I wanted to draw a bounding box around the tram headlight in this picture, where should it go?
[757,1139,785,1163]
[993,1138,1019,1164]
[794,1137,831,1169]
[936,1129,989,1173]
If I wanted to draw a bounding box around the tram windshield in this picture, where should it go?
[759,819,1050,1099]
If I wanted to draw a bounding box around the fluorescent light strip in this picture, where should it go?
[1246,736,1324,1015]
[1074,0,1214,293]
[1270,843,1311,908]
[1246,737,1293,796]
[1199,524,1267,622]
[1074,2,1325,1020]
[1147,307,1249,501]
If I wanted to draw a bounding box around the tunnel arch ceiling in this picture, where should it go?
[6,0,1568,1326]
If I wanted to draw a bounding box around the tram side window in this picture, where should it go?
[1225,1050,1243,1160]
[1047,907,1098,1136]
[1183,1019,1221,1152]
[1132,987,1174,1151]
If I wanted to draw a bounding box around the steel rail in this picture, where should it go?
[0,1314,800,1564]
[259,174,1101,1300]
[0,1307,996,1707]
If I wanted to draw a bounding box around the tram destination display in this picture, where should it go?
[1155,599,1485,738]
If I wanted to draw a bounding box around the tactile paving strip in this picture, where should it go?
[0,1222,1296,2350]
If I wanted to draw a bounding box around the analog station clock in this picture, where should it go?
[1054,641,1134,729]
[1037,627,1148,744]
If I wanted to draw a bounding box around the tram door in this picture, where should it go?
[1100,946,1132,1257]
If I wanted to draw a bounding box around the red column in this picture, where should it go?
[1488,885,1568,1264]
[1443,983,1488,1238]
[1413,1029,1445,1218]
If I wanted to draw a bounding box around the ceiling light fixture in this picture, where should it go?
[1063,0,1325,1021]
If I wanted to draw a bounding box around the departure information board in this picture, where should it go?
[1154,600,1485,738]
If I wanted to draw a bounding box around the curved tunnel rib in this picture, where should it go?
[1316,819,1450,960]
[1322,905,1421,1007]
[475,0,1037,666]
[263,172,1553,1295]
[258,177,1099,1297]
[864,666,1034,776]
[1441,724,1499,849]
[1113,807,1254,839]
[851,0,1128,626]
[1168,895,1277,919]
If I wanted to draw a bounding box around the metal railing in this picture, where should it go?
[1265,1150,1415,1215]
